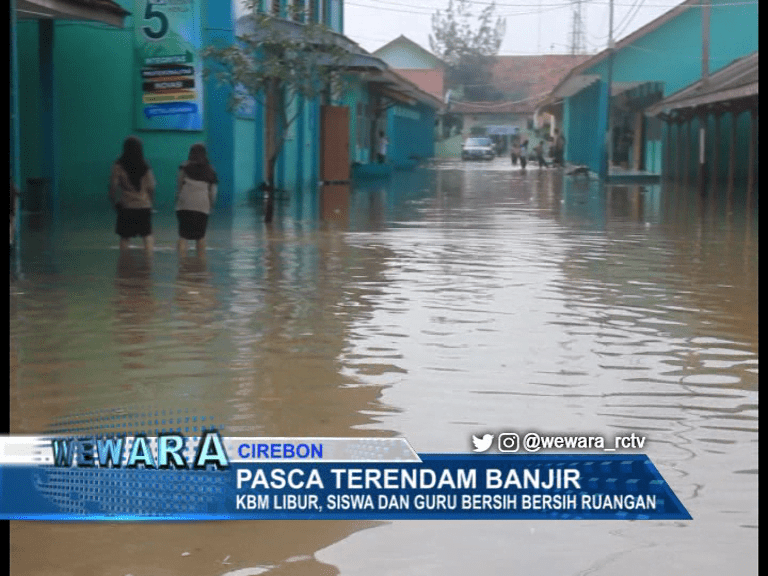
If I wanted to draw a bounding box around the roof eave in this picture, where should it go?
[17,0,129,26]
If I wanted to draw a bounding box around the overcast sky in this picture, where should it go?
[343,0,682,56]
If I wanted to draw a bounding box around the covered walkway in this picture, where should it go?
[648,51,758,202]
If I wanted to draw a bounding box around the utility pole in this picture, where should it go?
[537,0,542,54]
[570,0,587,55]
[602,0,614,179]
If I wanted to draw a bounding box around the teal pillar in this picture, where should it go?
[10,0,21,255]
[254,97,264,188]
[562,98,570,164]
[204,0,235,212]
[296,95,305,191]
[311,99,319,186]
[10,0,20,188]
[39,19,59,218]
[597,80,609,179]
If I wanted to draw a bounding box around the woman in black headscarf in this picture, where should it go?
[176,143,218,256]
[109,136,156,251]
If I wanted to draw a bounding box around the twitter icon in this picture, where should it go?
[472,434,494,453]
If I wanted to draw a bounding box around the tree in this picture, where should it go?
[203,3,351,223]
[429,0,506,101]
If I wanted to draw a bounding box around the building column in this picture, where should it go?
[675,120,683,188]
[10,0,21,253]
[746,107,756,210]
[726,109,738,207]
[712,111,720,195]
[204,0,235,211]
[632,112,643,171]
[597,80,609,179]
[10,1,20,187]
[683,116,692,189]
[39,19,59,218]
[664,121,671,183]
[698,110,707,195]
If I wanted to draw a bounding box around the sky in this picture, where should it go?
[343,0,685,56]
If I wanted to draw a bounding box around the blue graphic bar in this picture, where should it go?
[0,454,691,521]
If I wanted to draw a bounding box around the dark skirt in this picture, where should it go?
[116,206,152,238]
[177,210,209,240]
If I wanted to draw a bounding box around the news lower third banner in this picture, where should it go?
[0,434,691,521]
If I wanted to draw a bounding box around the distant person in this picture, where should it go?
[109,136,156,252]
[520,139,529,170]
[377,131,389,164]
[533,141,548,168]
[176,143,218,256]
[510,140,520,166]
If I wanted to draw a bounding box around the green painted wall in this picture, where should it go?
[17,11,207,211]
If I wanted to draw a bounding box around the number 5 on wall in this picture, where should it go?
[143,2,169,40]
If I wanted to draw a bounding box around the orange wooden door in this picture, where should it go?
[320,105,350,182]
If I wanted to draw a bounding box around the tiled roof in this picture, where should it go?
[450,100,530,115]
[489,55,591,109]
[450,54,590,115]
[391,68,444,101]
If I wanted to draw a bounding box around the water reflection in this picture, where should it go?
[9,158,758,575]
[114,249,156,370]
[173,254,218,347]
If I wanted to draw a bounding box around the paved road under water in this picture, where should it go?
[10,158,758,575]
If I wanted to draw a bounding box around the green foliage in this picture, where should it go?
[429,0,506,101]
[202,2,355,222]
[203,7,350,119]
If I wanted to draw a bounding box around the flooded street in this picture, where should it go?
[10,158,758,575]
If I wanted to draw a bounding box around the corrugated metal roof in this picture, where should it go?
[647,51,758,115]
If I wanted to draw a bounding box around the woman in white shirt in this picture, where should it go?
[176,143,218,256]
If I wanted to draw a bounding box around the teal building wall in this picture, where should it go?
[14,0,346,215]
[386,102,437,168]
[17,2,216,211]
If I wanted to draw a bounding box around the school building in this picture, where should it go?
[10,0,441,222]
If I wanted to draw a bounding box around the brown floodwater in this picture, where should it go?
[9,158,758,575]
